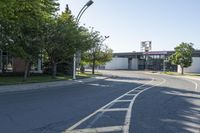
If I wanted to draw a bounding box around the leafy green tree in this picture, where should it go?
[0,1,97,79]
[44,9,93,78]
[170,42,194,75]
[82,31,113,74]
[0,0,59,80]
[0,0,16,50]
[43,13,74,78]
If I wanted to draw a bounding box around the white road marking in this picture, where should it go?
[134,89,144,91]
[123,78,166,133]
[66,78,154,131]
[105,78,143,84]
[65,77,166,133]
[115,100,132,102]
[180,78,198,91]
[88,83,110,87]
[161,74,199,91]
[125,94,136,96]
[64,125,123,133]
[100,108,129,112]
[190,80,198,91]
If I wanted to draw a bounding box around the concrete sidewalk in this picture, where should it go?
[0,76,108,94]
[182,76,200,81]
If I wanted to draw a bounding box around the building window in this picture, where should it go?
[0,51,13,72]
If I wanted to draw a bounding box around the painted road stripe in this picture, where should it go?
[67,78,166,133]
[115,100,132,102]
[125,94,136,96]
[135,88,146,90]
[177,76,199,92]
[188,79,198,91]
[100,108,129,112]
[64,126,123,133]
[67,78,155,131]
[133,89,143,92]
[123,78,166,133]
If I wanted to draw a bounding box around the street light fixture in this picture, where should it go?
[76,0,94,22]
[73,0,94,80]
[102,36,110,42]
[86,0,94,7]
[104,36,110,40]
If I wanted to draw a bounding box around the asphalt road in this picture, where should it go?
[0,70,199,133]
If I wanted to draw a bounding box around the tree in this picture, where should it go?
[44,9,93,78]
[82,31,113,74]
[0,0,16,50]
[170,42,194,75]
[0,0,59,80]
[0,1,98,79]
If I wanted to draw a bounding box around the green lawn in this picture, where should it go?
[77,71,103,77]
[161,71,180,75]
[0,75,71,86]
[0,72,102,86]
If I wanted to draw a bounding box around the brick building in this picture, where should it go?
[0,49,42,73]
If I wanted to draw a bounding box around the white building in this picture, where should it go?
[105,50,200,73]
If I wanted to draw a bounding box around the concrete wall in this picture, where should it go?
[178,57,200,73]
[131,58,138,70]
[105,57,128,70]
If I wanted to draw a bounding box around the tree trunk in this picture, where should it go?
[27,62,32,77]
[52,63,57,79]
[92,59,95,75]
[24,61,30,81]
[80,65,85,73]
[181,66,184,75]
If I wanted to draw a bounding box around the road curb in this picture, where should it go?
[143,71,200,81]
[181,76,200,81]
[158,73,200,82]
[0,76,110,94]
[147,72,200,92]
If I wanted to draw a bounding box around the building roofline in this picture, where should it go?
[113,50,200,57]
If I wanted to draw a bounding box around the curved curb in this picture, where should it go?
[0,76,110,94]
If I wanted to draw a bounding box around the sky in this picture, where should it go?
[58,0,200,52]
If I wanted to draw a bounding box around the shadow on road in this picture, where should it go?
[131,84,200,133]
[0,76,150,133]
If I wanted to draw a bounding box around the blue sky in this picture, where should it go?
[58,0,200,52]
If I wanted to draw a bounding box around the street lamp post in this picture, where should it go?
[73,0,94,80]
